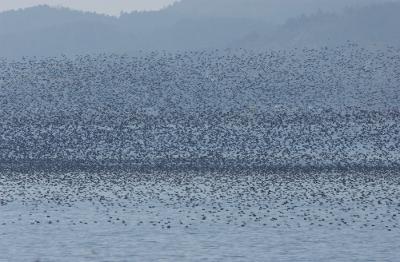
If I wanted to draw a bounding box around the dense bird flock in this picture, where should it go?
[1,45,400,261]
[0,44,399,171]
[1,170,400,231]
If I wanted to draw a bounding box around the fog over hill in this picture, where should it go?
[238,2,400,49]
[0,0,399,57]
[160,0,387,23]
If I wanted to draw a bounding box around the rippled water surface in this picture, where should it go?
[1,171,399,261]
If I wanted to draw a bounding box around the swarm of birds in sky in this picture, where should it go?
[0,43,399,171]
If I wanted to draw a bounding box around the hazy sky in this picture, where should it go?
[0,0,179,15]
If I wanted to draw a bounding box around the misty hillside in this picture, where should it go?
[0,0,400,57]
[160,0,387,23]
[239,2,400,49]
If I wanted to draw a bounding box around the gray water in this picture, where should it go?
[1,171,399,261]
